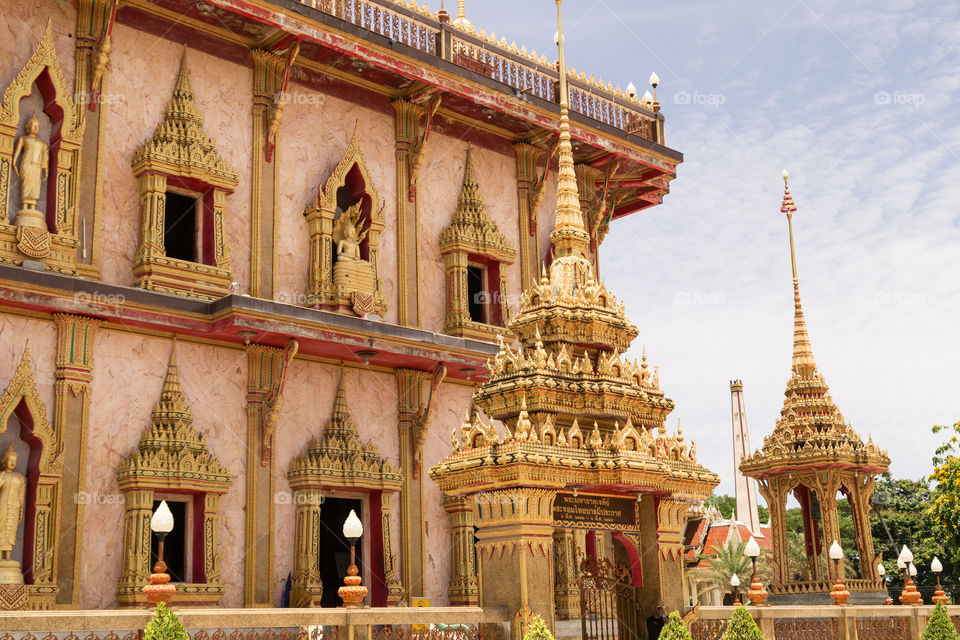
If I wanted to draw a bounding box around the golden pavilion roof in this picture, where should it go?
[430,15,718,501]
[740,175,889,478]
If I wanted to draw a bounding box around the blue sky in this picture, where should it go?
[461,0,960,496]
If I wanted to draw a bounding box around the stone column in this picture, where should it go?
[444,495,479,606]
[52,314,100,605]
[443,252,469,330]
[553,528,580,619]
[395,368,429,599]
[637,495,662,612]
[656,498,688,613]
[243,343,284,606]
[118,489,154,596]
[393,100,425,327]
[249,48,297,298]
[474,489,558,637]
[513,142,545,291]
[74,0,114,277]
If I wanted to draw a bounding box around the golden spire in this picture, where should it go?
[781,170,815,374]
[549,0,592,292]
[457,0,466,21]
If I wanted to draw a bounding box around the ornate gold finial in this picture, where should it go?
[549,0,592,294]
[457,0,466,21]
[780,171,815,374]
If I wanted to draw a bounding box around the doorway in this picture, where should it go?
[318,497,364,607]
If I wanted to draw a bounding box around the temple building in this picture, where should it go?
[739,174,890,604]
[0,0,699,620]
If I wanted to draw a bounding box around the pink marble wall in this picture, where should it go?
[0,315,56,413]
[0,3,76,98]
[101,24,253,290]
[81,334,247,608]
[419,380,476,605]
[276,81,398,321]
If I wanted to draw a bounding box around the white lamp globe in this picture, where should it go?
[782,169,789,180]
[829,540,843,561]
[626,82,637,99]
[744,536,761,558]
[553,31,559,46]
[899,545,914,564]
[343,509,363,539]
[151,500,174,534]
[649,72,660,88]
[932,557,944,573]
[909,563,917,577]
[897,557,906,569]
[730,574,740,587]
[877,563,886,577]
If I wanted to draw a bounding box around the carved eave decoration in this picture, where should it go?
[0,345,63,608]
[439,147,516,263]
[0,21,85,274]
[432,413,717,500]
[131,49,238,190]
[303,125,388,316]
[130,47,237,300]
[116,349,231,606]
[116,353,232,493]
[287,381,402,492]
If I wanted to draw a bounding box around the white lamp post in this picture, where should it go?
[828,540,850,605]
[932,557,949,605]
[648,72,660,111]
[730,573,741,606]
[338,509,367,608]
[743,536,768,606]
[142,500,176,606]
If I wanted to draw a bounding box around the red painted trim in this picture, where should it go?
[192,494,206,583]
[612,531,643,587]
[586,530,597,559]
[368,490,386,606]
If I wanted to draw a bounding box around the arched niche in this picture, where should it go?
[0,22,84,273]
[303,125,386,317]
[0,345,62,609]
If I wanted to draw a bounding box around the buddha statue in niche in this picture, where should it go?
[12,113,49,230]
[332,201,376,305]
[0,444,26,585]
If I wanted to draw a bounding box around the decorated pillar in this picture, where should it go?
[474,489,557,637]
[848,474,880,582]
[393,96,439,327]
[117,489,153,597]
[757,478,790,585]
[290,487,324,607]
[74,0,117,277]
[656,498,689,612]
[444,495,479,606]
[244,340,297,606]
[250,44,298,298]
[52,314,100,606]
[395,368,429,599]
[553,528,579,620]
[513,141,550,290]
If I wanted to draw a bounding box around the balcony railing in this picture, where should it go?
[0,606,509,640]
[294,0,663,144]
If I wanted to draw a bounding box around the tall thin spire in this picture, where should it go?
[457,0,466,21]
[781,171,816,374]
[549,1,592,293]
[730,379,763,537]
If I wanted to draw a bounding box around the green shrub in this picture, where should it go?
[720,605,763,640]
[144,602,188,640]
[523,615,554,640]
[659,611,693,640]
[921,602,960,640]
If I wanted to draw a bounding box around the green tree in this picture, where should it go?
[143,602,188,640]
[523,616,554,640]
[721,606,763,640]
[929,423,960,562]
[920,602,960,640]
[659,611,693,640]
